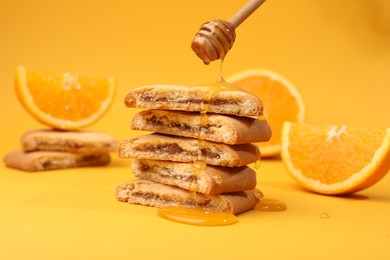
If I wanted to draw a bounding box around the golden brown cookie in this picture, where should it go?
[115,179,261,215]
[131,159,257,195]
[124,85,263,117]
[118,133,261,167]
[131,109,271,145]
[3,150,110,172]
[21,129,118,153]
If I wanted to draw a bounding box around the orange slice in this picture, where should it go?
[15,66,117,130]
[227,69,305,157]
[281,122,390,195]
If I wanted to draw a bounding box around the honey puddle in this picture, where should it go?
[158,206,238,226]
[255,198,287,212]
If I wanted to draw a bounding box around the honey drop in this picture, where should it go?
[212,174,223,185]
[253,159,261,169]
[255,198,287,212]
[158,206,238,226]
[253,189,264,200]
[320,212,330,219]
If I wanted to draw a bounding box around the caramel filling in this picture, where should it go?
[145,116,215,135]
[134,144,221,159]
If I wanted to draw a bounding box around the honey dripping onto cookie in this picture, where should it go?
[191,69,230,199]
[158,60,244,226]
[192,63,241,190]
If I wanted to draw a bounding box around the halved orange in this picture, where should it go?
[281,122,390,195]
[227,69,305,157]
[15,66,117,130]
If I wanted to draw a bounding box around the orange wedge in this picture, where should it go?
[281,122,390,195]
[15,66,117,130]
[227,69,305,157]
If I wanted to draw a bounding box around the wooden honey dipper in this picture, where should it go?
[191,0,266,65]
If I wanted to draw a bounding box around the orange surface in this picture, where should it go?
[1,0,390,259]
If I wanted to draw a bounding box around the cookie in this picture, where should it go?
[131,159,257,195]
[118,133,261,167]
[124,85,263,117]
[21,129,118,153]
[115,179,261,215]
[131,109,271,145]
[3,150,110,172]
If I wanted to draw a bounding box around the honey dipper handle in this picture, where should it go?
[229,0,266,28]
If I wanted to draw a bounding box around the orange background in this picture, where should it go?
[1,0,390,259]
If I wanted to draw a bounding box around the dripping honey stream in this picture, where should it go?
[157,59,286,226]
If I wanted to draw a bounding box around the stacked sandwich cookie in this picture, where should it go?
[4,129,118,172]
[116,85,272,215]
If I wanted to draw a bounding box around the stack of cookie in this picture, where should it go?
[4,129,117,172]
[116,85,271,215]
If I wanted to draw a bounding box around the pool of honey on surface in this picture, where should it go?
[255,198,287,212]
[158,206,238,226]
[158,197,287,226]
